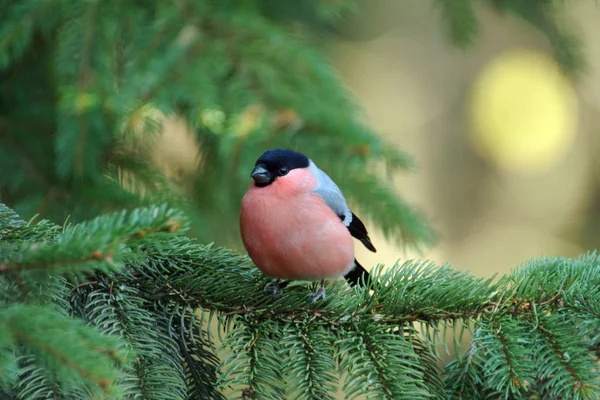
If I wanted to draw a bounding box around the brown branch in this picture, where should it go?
[248,333,259,351]
[0,253,111,274]
[362,329,393,398]
[539,292,562,307]
[74,1,99,176]
[537,323,581,384]
[12,329,114,392]
[149,277,573,332]
[493,319,520,388]
[70,280,98,292]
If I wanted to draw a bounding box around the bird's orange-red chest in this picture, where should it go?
[240,168,355,281]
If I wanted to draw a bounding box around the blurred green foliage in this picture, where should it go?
[0,0,585,250]
[0,0,433,250]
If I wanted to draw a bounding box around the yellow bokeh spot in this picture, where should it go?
[199,108,226,134]
[126,104,163,133]
[469,49,578,173]
[231,104,265,137]
[74,92,97,113]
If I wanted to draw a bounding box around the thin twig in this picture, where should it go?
[70,281,98,292]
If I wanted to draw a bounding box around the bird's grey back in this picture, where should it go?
[308,160,352,226]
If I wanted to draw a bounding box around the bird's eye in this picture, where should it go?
[278,167,289,176]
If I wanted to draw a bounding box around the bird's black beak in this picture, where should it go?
[251,164,272,185]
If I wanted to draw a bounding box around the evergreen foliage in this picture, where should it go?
[1,204,600,399]
[0,0,595,399]
[0,0,434,249]
[436,0,585,74]
[0,0,586,249]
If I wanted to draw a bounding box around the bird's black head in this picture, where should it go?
[250,148,310,187]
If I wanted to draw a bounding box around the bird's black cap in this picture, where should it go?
[255,148,309,170]
[251,149,310,187]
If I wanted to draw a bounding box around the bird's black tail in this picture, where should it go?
[344,259,371,287]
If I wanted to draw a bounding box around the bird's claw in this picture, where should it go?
[263,281,284,298]
[309,284,326,304]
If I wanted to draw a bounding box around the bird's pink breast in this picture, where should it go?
[240,172,355,281]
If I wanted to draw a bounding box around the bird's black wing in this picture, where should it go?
[342,212,376,253]
[344,259,371,287]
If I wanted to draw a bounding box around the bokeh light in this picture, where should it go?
[469,49,578,173]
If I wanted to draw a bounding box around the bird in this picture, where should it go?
[239,148,376,302]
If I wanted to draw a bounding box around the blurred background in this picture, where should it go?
[155,0,600,279]
[333,0,600,278]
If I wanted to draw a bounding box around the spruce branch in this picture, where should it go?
[532,314,599,399]
[0,217,61,243]
[337,322,429,399]
[436,0,480,47]
[408,333,446,398]
[0,203,26,236]
[0,304,127,397]
[135,235,600,399]
[168,306,225,400]
[10,353,88,400]
[1,204,600,398]
[0,204,186,277]
[218,319,286,399]
[71,282,189,399]
[487,0,585,75]
[472,316,536,398]
[0,0,61,69]
[55,0,116,182]
[444,341,489,399]
[130,234,600,398]
[131,236,599,331]
[434,0,587,74]
[281,321,338,400]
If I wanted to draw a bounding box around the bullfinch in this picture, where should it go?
[240,148,376,302]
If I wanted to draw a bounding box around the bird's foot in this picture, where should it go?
[263,280,285,298]
[309,279,326,304]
